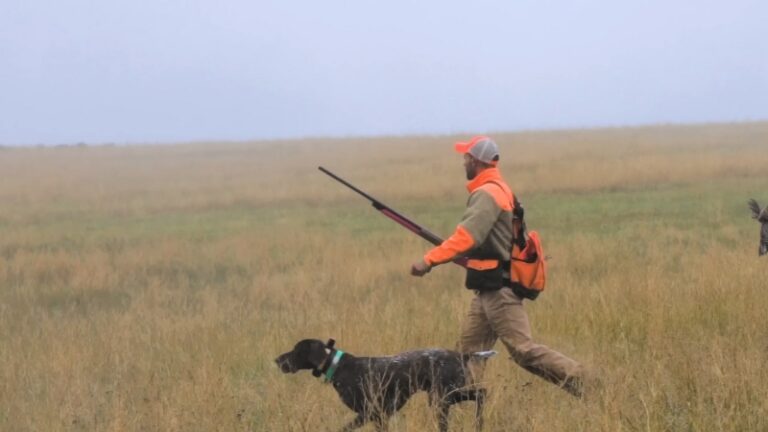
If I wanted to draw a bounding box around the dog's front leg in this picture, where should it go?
[428,392,450,432]
[436,403,450,432]
[372,414,389,432]
[339,413,366,432]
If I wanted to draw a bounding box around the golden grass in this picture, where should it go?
[1,122,767,431]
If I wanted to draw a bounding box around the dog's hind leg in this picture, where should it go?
[445,388,486,431]
[473,388,487,432]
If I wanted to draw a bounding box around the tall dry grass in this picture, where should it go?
[1,122,767,431]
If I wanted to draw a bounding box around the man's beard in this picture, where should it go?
[465,167,476,180]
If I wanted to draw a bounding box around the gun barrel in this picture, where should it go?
[319,166,439,240]
[318,166,467,267]
[318,166,380,204]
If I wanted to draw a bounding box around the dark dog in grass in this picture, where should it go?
[275,338,496,432]
[748,199,768,256]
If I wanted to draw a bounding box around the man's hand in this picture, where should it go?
[410,259,432,277]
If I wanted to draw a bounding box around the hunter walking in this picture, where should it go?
[410,136,585,397]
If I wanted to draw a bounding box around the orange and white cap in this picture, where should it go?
[454,135,499,165]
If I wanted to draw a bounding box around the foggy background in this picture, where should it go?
[1,0,766,145]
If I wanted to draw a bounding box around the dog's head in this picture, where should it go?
[275,339,329,373]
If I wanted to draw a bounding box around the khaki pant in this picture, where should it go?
[458,287,583,396]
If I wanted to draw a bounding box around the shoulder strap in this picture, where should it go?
[485,180,520,211]
[487,180,527,249]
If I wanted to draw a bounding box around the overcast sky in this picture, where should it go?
[1,0,766,145]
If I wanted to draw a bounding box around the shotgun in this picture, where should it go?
[318,166,467,267]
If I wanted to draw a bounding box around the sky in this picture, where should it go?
[1,0,767,145]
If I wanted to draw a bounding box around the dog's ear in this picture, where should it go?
[294,339,329,370]
[305,340,329,368]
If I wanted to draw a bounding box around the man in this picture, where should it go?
[410,135,584,397]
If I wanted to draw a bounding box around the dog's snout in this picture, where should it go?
[275,353,295,373]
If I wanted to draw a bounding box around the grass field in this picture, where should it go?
[1,122,767,431]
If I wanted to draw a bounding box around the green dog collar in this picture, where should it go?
[324,350,345,383]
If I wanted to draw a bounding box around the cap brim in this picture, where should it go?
[454,141,472,154]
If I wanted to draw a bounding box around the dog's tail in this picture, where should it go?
[469,350,497,360]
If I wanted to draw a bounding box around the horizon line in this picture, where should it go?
[2,118,766,149]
